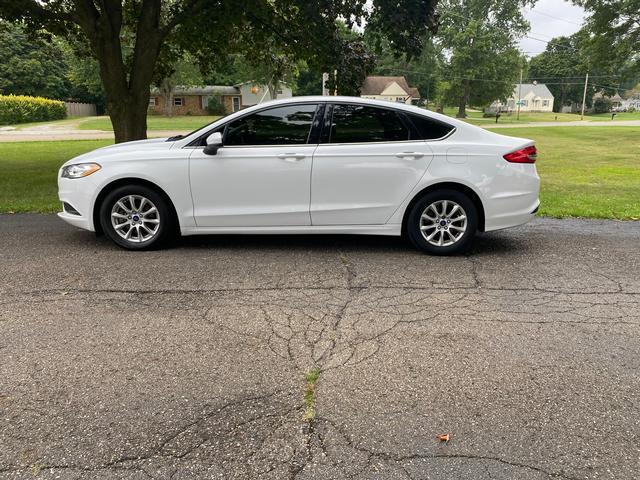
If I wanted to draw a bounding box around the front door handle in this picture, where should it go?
[277,153,306,162]
[396,152,425,159]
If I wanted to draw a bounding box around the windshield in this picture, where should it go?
[165,111,234,142]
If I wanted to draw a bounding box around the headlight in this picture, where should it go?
[61,163,101,179]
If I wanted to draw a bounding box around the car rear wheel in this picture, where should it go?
[406,189,478,255]
[99,185,174,250]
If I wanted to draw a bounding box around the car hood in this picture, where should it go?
[62,137,174,166]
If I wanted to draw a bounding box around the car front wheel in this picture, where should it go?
[99,185,174,250]
[406,189,478,255]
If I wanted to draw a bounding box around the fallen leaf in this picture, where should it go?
[436,433,450,442]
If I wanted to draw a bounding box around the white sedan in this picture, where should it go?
[58,96,540,255]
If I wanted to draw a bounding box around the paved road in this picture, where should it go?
[2,119,640,142]
[486,120,640,129]
[1,215,639,479]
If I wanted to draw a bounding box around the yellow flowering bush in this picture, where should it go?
[0,94,67,125]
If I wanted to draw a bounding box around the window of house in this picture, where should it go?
[148,97,157,106]
[543,99,549,107]
[521,100,528,106]
[173,97,184,106]
[232,97,240,112]
[224,104,318,146]
[329,104,409,143]
[406,114,454,140]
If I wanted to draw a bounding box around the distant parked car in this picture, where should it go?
[58,97,540,255]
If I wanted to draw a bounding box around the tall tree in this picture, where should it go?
[0,21,70,99]
[0,1,438,143]
[573,0,640,74]
[437,0,535,117]
[528,32,601,111]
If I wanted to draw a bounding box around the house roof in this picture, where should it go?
[512,83,554,99]
[361,76,419,98]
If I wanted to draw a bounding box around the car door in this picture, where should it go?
[189,103,320,227]
[310,103,435,225]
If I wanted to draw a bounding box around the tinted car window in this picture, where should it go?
[407,114,454,140]
[225,104,318,145]
[330,104,410,143]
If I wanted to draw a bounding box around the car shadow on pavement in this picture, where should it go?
[81,229,526,256]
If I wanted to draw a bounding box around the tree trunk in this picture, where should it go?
[456,80,470,118]
[74,0,164,143]
[107,94,149,144]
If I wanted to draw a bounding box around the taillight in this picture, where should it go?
[504,145,537,164]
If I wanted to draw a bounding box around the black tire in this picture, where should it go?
[405,189,478,255]
[99,184,175,250]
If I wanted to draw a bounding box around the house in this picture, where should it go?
[489,83,554,113]
[619,95,640,112]
[148,81,293,115]
[360,76,420,104]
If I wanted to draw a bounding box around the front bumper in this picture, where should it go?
[57,211,93,231]
[58,175,99,232]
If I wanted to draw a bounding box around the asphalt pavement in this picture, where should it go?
[0,214,639,479]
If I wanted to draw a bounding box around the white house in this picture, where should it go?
[489,83,555,113]
[360,76,420,104]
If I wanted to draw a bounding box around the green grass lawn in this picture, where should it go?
[78,115,221,131]
[0,140,112,213]
[505,126,640,219]
[0,127,639,219]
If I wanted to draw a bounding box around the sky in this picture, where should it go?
[520,0,587,57]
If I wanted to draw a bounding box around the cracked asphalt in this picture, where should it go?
[0,214,639,479]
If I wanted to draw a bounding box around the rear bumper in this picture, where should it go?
[485,197,540,231]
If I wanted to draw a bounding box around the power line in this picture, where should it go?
[524,7,584,27]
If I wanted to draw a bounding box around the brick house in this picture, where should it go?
[149,82,293,116]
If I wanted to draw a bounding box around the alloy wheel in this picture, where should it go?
[419,200,468,247]
[110,194,160,243]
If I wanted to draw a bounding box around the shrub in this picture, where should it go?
[205,96,227,116]
[0,94,67,125]
[593,97,613,114]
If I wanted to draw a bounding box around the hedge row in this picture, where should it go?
[0,95,67,125]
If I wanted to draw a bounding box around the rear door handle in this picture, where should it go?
[277,153,306,162]
[396,152,425,159]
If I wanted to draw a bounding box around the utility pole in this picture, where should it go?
[322,72,329,96]
[517,67,523,121]
[581,72,589,120]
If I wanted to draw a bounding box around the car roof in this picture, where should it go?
[176,95,473,146]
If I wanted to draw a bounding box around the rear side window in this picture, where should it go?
[224,104,318,145]
[329,104,410,143]
[406,114,454,140]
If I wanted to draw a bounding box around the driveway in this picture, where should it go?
[0,215,638,479]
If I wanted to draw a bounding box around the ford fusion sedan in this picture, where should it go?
[58,96,540,255]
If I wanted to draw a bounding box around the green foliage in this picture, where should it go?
[0,94,66,125]
[1,0,439,142]
[593,96,613,113]
[573,0,640,74]
[0,21,70,99]
[368,34,444,105]
[205,97,226,116]
[528,32,605,112]
[437,0,534,116]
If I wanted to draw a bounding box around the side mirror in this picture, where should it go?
[204,131,223,155]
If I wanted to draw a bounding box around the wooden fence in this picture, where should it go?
[65,102,97,117]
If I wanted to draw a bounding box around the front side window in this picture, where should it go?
[406,114,454,140]
[224,104,318,146]
[174,97,184,106]
[329,104,409,143]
